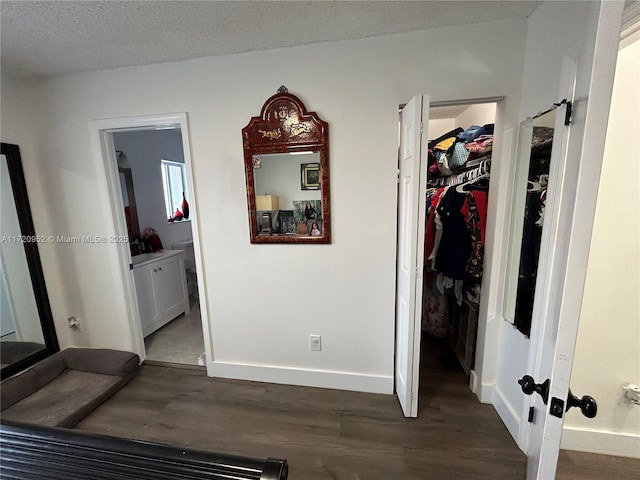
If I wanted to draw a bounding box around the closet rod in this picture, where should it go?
[429,160,491,188]
[430,96,505,107]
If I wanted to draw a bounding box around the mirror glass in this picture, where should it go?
[252,152,324,236]
[243,89,330,243]
[503,111,555,335]
[1,144,59,378]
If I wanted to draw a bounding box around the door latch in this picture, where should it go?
[528,406,535,423]
[549,396,565,418]
[520,376,597,419]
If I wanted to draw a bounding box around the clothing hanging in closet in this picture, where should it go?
[421,122,494,338]
[422,182,489,337]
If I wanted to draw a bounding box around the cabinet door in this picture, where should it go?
[155,256,188,321]
[133,264,160,335]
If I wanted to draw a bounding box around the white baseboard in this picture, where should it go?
[477,381,495,404]
[492,384,522,447]
[561,426,640,459]
[469,370,479,395]
[208,360,394,394]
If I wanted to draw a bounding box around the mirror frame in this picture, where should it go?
[242,89,331,244]
[1,143,59,379]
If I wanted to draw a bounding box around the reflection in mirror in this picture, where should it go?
[1,144,59,379]
[253,152,323,236]
[243,87,330,244]
[503,111,555,335]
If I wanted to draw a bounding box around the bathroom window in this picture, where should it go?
[161,160,188,220]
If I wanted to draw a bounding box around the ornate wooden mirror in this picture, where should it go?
[243,87,330,244]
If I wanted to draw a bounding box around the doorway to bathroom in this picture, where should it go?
[89,113,211,371]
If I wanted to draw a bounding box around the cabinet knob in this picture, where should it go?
[153,268,157,272]
[158,267,162,271]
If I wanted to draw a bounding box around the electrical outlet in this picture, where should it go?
[309,335,321,351]
[67,316,81,331]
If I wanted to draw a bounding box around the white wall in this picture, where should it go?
[0,76,73,347]
[427,118,456,140]
[561,33,640,458]
[427,103,496,141]
[113,129,193,250]
[455,103,496,130]
[1,18,527,392]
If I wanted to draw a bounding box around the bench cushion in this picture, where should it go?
[2,369,129,428]
[1,348,140,428]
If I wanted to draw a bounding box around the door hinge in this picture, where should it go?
[410,392,415,400]
[550,397,565,418]
[528,406,535,423]
[420,122,424,136]
[129,263,133,270]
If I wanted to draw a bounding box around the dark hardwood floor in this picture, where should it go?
[75,338,638,479]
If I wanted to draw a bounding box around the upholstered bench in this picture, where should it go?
[1,348,139,428]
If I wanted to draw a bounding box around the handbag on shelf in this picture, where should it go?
[449,140,471,171]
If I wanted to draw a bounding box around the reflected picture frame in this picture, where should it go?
[301,163,320,190]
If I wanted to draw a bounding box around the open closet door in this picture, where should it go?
[395,94,429,417]
[523,3,623,478]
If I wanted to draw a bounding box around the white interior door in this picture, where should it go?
[523,3,623,478]
[395,94,429,417]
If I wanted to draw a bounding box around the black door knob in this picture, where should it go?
[566,389,597,418]
[518,375,550,405]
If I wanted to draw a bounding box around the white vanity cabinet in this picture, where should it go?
[132,250,190,337]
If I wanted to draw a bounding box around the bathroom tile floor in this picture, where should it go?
[144,297,205,365]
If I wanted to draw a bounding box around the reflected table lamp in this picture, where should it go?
[256,195,279,234]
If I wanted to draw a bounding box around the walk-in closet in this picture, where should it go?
[420,102,497,385]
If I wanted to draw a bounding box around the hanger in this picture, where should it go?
[454,159,491,193]
[527,180,542,192]
[456,172,490,193]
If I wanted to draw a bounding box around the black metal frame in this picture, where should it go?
[0,143,59,379]
[0,421,288,480]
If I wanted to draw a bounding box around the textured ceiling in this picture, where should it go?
[0,1,542,79]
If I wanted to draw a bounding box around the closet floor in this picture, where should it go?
[75,344,638,479]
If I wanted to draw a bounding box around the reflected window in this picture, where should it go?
[160,160,188,220]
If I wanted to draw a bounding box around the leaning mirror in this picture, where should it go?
[503,110,556,336]
[243,87,330,244]
[1,143,59,379]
